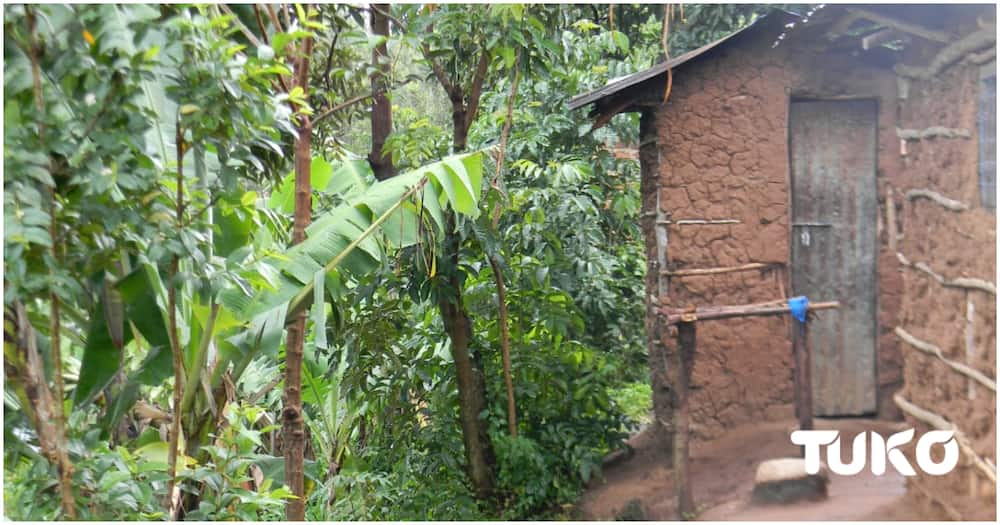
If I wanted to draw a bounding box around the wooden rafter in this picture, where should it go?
[846,8,954,43]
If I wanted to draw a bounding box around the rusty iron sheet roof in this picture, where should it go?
[567,9,802,111]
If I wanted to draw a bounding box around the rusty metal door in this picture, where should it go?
[789,99,878,416]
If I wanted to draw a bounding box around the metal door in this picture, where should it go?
[789,99,878,416]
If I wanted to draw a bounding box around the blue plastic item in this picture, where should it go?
[788,296,809,323]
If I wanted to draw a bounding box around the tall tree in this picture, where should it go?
[409,5,498,497]
[369,3,395,181]
[283,14,315,522]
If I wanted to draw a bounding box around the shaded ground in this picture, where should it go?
[576,418,946,521]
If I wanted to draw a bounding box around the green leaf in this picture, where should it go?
[251,151,485,322]
[312,272,327,350]
[100,266,172,432]
[612,31,630,53]
[75,283,133,406]
[325,158,371,197]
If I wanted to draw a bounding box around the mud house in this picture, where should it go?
[570,5,995,519]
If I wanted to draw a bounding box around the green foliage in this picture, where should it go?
[4,408,169,520]
[180,405,293,521]
[611,382,654,432]
[4,3,779,521]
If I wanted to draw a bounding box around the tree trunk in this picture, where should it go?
[439,235,496,498]
[282,26,314,519]
[25,7,75,516]
[368,3,394,181]
[4,302,77,518]
[284,112,312,521]
[422,39,496,498]
[434,77,496,499]
[166,122,186,517]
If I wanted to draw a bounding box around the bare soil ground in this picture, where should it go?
[576,417,947,521]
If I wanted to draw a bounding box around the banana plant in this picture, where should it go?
[222,150,485,327]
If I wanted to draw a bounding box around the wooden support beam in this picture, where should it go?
[660,300,840,325]
[904,188,970,211]
[661,262,781,277]
[792,318,813,438]
[894,326,996,392]
[894,393,997,484]
[885,185,897,252]
[657,219,742,226]
[674,321,696,520]
[966,299,977,400]
[862,28,898,50]
[897,127,972,140]
[846,8,954,43]
[896,252,996,294]
[895,28,995,79]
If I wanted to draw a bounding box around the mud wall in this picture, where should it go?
[892,14,997,520]
[642,25,905,441]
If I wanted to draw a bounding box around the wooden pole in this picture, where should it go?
[792,318,813,440]
[661,300,839,325]
[674,321,696,520]
[661,262,779,277]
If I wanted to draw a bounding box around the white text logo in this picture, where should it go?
[790,429,959,476]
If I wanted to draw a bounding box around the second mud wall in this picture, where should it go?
[642,23,904,441]
[891,12,997,520]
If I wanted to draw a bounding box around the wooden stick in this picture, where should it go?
[894,326,996,392]
[894,393,996,484]
[896,127,971,140]
[965,298,977,400]
[896,252,996,294]
[904,188,970,211]
[895,28,995,79]
[792,319,813,437]
[847,8,954,43]
[674,321,696,520]
[661,262,781,277]
[886,185,897,252]
[909,477,965,521]
[660,300,840,325]
[657,219,741,226]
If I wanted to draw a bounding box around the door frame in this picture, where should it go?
[784,94,881,416]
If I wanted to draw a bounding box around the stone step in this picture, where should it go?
[751,457,830,504]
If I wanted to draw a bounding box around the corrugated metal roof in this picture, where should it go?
[567,9,801,111]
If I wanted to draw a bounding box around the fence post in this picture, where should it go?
[674,321,696,519]
[792,317,813,441]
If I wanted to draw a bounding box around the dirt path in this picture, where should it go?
[576,418,938,521]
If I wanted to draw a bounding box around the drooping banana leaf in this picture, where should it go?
[97,265,174,432]
[233,150,484,325]
[74,282,131,407]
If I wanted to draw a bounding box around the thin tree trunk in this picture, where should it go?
[284,32,314,519]
[489,257,516,437]
[369,3,394,181]
[5,302,76,518]
[488,60,521,437]
[165,122,186,517]
[25,7,76,517]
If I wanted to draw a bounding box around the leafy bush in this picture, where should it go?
[180,405,293,521]
[611,382,654,432]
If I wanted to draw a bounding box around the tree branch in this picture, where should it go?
[253,4,270,45]
[265,4,285,34]
[463,48,492,132]
[422,42,460,100]
[313,78,415,126]
[220,4,262,47]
